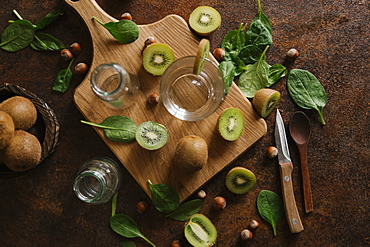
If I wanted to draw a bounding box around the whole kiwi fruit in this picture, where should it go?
[0,111,15,149]
[0,96,37,130]
[3,130,42,172]
[174,135,208,172]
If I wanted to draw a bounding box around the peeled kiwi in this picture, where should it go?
[252,88,281,118]
[174,135,208,172]
[218,108,245,141]
[184,214,217,246]
[225,167,256,194]
[3,130,42,172]
[135,121,168,150]
[193,38,210,75]
[189,6,221,36]
[142,43,175,76]
[0,96,37,130]
[0,111,15,149]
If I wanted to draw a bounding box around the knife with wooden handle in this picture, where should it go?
[275,110,304,233]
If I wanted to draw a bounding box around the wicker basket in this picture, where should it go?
[0,83,60,177]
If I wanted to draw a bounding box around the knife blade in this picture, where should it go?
[275,109,304,233]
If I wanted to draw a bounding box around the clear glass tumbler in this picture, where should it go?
[160,56,225,121]
[91,63,139,109]
[73,157,122,204]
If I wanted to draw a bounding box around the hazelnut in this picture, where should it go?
[74,62,89,75]
[213,196,226,210]
[240,229,253,241]
[136,201,148,214]
[60,49,73,61]
[171,240,182,247]
[69,42,82,55]
[266,146,278,158]
[213,48,225,61]
[120,12,132,21]
[147,93,160,105]
[249,219,261,230]
[286,48,299,58]
[144,37,156,47]
[197,189,207,199]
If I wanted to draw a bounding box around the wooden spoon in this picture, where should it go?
[289,111,313,213]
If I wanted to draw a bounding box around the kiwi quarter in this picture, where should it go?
[189,6,221,36]
[0,96,37,130]
[135,121,168,150]
[142,43,175,76]
[3,130,42,172]
[252,88,281,118]
[225,167,256,194]
[0,111,15,149]
[218,108,245,141]
[184,214,217,246]
[174,135,208,172]
[193,38,210,75]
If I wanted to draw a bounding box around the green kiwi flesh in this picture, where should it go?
[225,167,256,194]
[3,130,41,172]
[218,108,245,141]
[142,43,175,76]
[135,121,168,150]
[0,111,15,149]
[252,88,281,118]
[0,96,37,130]
[184,214,217,246]
[189,6,221,36]
[193,39,210,75]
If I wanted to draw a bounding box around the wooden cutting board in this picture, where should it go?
[65,0,267,201]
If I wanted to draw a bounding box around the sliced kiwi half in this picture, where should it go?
[142,43,175,76]
[193,38,210,75]
[184,214,217,246]
[218,108,245,141]
[252,88,281,118]
[189,6,221,36]
[135,121,168,150]
[225,167,256,194]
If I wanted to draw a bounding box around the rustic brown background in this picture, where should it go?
[0,0,369,246]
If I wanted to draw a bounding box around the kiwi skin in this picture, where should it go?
[0,96,37,130]
[3,130,42,172]
[0,111,15,149]
[174,135,208,172]
[252,88,281,118]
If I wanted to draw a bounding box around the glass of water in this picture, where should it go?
[160,56,225,121]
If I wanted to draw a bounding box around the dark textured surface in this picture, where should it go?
[0,0,369,246]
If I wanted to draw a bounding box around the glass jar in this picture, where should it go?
[73,157,122,204]
[91,63,139,109]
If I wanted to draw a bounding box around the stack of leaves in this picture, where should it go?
[219,0,287,97]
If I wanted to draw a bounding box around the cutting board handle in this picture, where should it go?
[64,0,117,23]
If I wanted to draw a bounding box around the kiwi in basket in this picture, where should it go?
[0,111,15,149]
[0,96,37,130]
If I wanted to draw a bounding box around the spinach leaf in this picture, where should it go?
[148,180,180,213]
[257,190,284,236]
[239,44,263,65]
[111,192,118,216]
[31,32,65,51]
[238,46,270,98]
[221,23,247,57]
[267,64,287,87]
[287,69,327,124]
[92,17,139,44]
[166,199,203,221]
[52,58,74,93]
[0,19,35,52]
[120,241,136,247]
[219,61,236,95]
[35,10,64,29]
[245,0,272,47]
[81,116,137,143]
[110,214,156,247]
